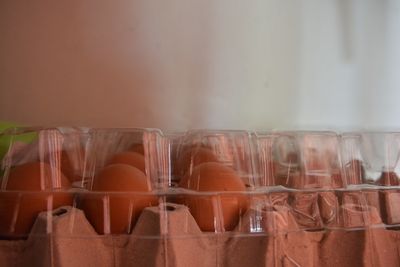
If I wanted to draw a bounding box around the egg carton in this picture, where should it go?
[1,127,400,267]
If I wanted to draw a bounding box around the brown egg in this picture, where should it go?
[179,162,248,231]
[80,164,157,234]
[108,152,146,173]
[60,148,87,182]
[377,171,399,186]
[129,144,144,155]
[0,162,72,239]
[175,147,219,177]
[41,147,87,183]
[60,150,75,180]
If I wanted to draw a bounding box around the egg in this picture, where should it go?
[40,147,87,183]
[80,164,157,234]
[179,162,248,231]
[60,148,87,182]
[107,152,146,173]
[0,162,72,238]
[378,170,399,186]
[129,143,144,155]
[175,147,218,178]
[60,150,75,180]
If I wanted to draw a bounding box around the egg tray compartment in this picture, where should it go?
[0,202,216,267]
[1,188,400,267]
[2,128,400,266]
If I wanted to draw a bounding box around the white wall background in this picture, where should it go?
[0,0,399,131]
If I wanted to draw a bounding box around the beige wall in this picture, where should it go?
[1,0,399,130]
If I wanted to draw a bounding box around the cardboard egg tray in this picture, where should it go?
[1,127,400,267]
